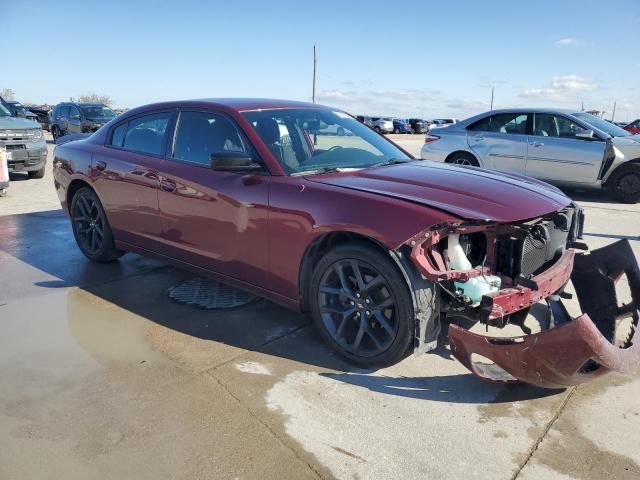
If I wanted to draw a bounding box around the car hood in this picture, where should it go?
[0,117,41,130]
[306,161,571,222]
[612,135,640,155]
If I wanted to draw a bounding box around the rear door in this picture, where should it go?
[467,112,530,175]
[92,110,172,247]
[525,113,605,184]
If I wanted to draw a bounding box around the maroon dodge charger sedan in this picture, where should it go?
[53,99,640,388]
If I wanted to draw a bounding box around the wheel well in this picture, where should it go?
[66,179,92,209]
[298,232,388,312]
[604,159,640,185]
[445,150,478,164]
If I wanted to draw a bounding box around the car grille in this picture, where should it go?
[0,129,31,141]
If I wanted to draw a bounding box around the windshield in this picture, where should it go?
[0,104,10,117]
[80,105,116,118]
[573,112,631,137]
[242,108,412,174]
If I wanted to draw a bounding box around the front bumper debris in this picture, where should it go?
[448,240,640,388]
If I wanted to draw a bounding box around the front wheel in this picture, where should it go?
[310,244,414,367]
[607,164,640,203]
[70,187,123,262]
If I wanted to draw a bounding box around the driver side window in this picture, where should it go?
[534,114,583,138]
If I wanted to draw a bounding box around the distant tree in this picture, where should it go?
[78,93,114,106]
[1,88,15,100]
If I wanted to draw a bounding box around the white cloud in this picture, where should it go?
[554,37,589,47]
[520,75,597,102]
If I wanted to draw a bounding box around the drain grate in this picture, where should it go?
[167,277,256,310]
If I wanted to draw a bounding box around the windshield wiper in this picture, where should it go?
[370,158,413,168]
[292,166,344,176]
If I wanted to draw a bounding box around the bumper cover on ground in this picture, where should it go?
[448,240,640,388]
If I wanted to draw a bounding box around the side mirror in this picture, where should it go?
[210,151,261,172]
[575,129,596,140]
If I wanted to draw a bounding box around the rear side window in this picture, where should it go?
[122,112,172,156]
[469,113,528,134]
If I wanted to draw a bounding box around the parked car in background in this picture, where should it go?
[625,119,640,135]
[356,115,374,128]
[6,101,39,122]
[392,118,412,134]
[421,108,640,203]
[408,118,426,134]
[25,106,52,131]
[0,146,9,196]
[52,98,640,389]
[0,103,47,178]
[370,117,393,133]
[50,102,117,140]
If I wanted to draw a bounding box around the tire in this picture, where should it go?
[70,187,123,262]
[446,152,479,167]
[394,128,400,134]
[28,166,45,179]
[607,163,640,204]
[310,243,415,368]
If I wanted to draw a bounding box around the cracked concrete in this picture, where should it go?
[0,135,639,479]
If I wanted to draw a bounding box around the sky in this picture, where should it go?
[3,0,640,121]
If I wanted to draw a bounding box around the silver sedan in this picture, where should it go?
[420,108,640,203]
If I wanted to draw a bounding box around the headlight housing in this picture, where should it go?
[28,129,44,141]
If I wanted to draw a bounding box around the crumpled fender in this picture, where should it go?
[448,240,640,389]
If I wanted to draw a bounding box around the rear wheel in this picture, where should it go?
[607,163,640,203]
[446,152,479,167]
[310,244,414,367]
[70,187,123,262]
[28,166,45,179]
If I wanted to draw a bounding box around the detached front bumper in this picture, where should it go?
[448,240,640,388]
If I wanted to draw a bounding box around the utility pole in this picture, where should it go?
[490,87,494,111]
[611,101,617,122]
[312,44,317,103]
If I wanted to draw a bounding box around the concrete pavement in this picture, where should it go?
[0,135,639,479]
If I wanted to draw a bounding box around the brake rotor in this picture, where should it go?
[167,277,256,309]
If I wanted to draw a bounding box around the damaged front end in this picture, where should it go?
[407,206,640,388]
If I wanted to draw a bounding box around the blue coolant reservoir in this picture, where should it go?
[447,234,501,306]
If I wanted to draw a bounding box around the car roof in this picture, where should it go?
[125,98,330,114]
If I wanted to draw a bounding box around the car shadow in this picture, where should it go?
[320,372,560,404]
[560,186,615,204]
[1,209,563,404]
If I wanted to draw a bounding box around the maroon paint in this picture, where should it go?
[449,312,640,389]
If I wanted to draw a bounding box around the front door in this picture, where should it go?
[467,112,530,175]
[157,109,271,288]
[67,105,83,134]
[526,113,605,184]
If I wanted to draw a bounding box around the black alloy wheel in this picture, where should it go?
[70,187,122,262]
[311,244,414,367]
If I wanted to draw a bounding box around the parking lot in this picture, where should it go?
[1,134,639,479]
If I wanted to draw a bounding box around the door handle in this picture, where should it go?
[95,160,107,171]
[160,178,177,192]
[472,136,485,141]
[529,141,544,147]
